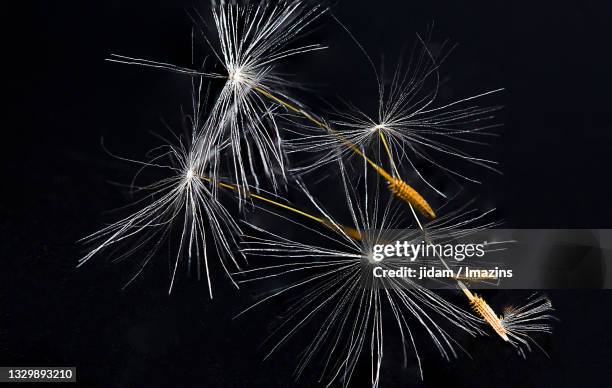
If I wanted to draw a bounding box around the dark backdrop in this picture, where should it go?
[4,0,612,387]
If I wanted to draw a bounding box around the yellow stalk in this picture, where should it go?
[197,175,362,241]
[251,85,435,219]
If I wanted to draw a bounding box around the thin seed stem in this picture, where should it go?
[377,130,401,178]
[197,174,362,240]
[252,85,394,182]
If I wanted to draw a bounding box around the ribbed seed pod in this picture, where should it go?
[387,178,436,219]
[470,294,509,341]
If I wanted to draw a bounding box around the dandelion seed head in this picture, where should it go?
[185,168,195,180]
[372,123,386,132]
[287,31,503,192]
[80,80,244,298]
[364,250,381,264]
[228,66,246,85]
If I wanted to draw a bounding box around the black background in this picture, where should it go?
[4,0,612,387]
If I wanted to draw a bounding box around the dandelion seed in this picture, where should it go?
[419,220,555,355]
[235,159,490,386]
[414,212,552,349]
[107,0,327,198]
[80,80,243,298]
[288,28,503,198]
[500,294,555,357]
[457,287,555,357]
